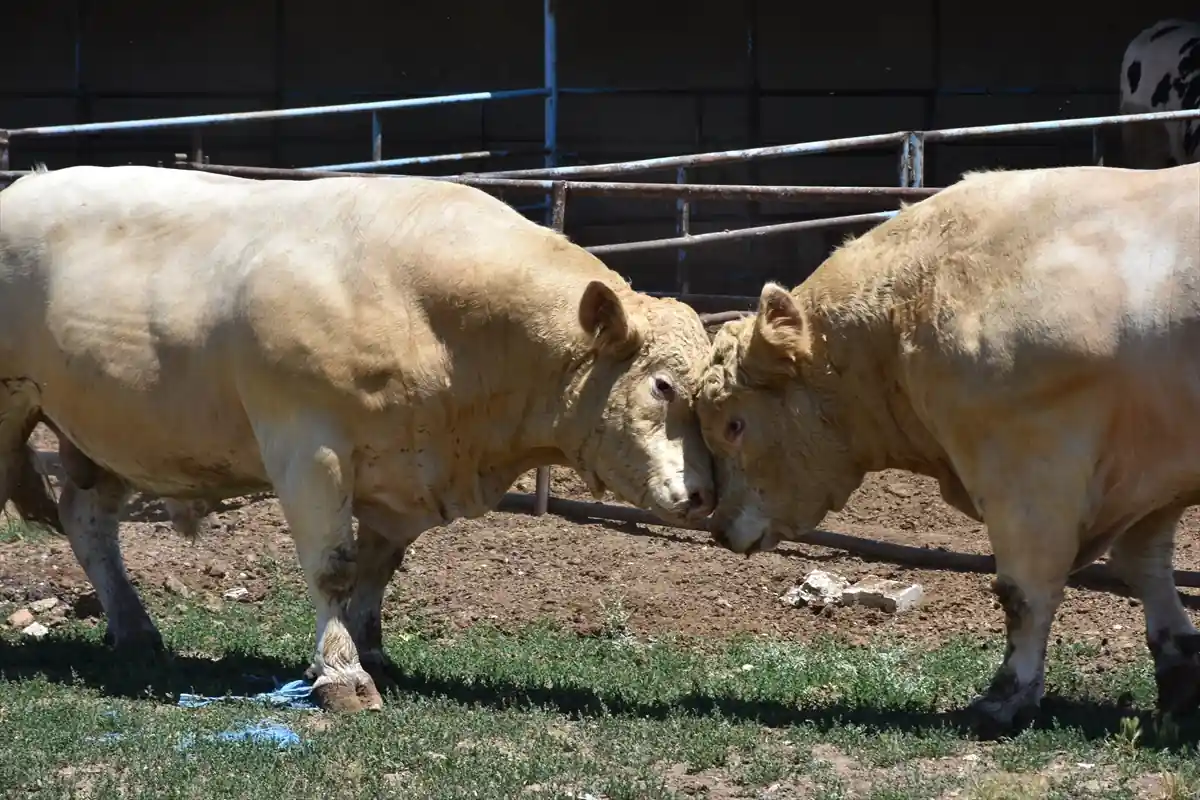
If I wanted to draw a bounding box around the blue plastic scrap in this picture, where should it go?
[89,720,304,751]
[177,721,303,751]
[176,678,318,711]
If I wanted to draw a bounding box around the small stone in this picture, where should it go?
[841,576,924,613]
[204,561,229,579]
[21,621,50,639]
[7,608,34,628]
[30,597,60,613]
[780,569,850,609]
[163,575,192,598]
[223,587,249,601]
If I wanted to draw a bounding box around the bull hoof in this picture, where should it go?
[360,651,401,697]
[966,694,1038,740]
[312,668,384,713]
[1155,662,1200,717]
[103,625,165,655]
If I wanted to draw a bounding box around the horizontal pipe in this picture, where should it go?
[923,107,1200,142]
[302,150,509,172]
[6,88,549,138]
[174,161,934,203]
[463,108,1200,180]
[648,292,759,306]
[464,131,910,178]
[698,310,754,325]
[586,211,898,255]
[495,492,1200,590]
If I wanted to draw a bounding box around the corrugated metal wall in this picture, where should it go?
[2,0,1196,294]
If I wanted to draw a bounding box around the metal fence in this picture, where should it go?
[4,96,1200,583]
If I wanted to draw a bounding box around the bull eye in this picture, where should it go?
[726,417,745,442]
[653,377,676,402]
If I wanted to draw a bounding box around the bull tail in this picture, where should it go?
[0,379,63,536]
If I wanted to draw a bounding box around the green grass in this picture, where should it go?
[1,569,1199,798]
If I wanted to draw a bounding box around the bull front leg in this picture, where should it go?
[250,412,381,714]
[964,467,1084,737]
[1107,504,1200,717]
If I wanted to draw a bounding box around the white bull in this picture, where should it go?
[0,165,716,712]
[697,163,1200,734]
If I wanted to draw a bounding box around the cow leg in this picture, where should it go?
[1107,504,1200,717]
[343,506,431,693]
[252,415,380,714]
[58,464,162,651]
[968,496,1080,736]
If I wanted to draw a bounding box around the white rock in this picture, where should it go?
[30,597,59,613]
[841,576,924,613]
[223,587,249,601]
[21,621,50,639]
[780,569,849,608]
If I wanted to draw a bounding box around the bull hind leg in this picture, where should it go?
[0,378,62,533]
[1107,504,1200,717]
[251,412,382,713]
[58,454,163,651]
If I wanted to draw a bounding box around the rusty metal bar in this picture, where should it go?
[587,211,898,256]
[468,131,910,179]
[920,107,1200,143]
[462,107,1200,180]
[532,181,571,518]
[492,492,1200,590]
[699,310,754,326]
[174,160,940,203]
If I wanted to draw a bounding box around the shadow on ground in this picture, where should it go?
[3,635,1198,750]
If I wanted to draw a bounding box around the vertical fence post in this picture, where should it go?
[0,131,9,172]
[543,0,559,172]
[675,167,691,294]
[371,111,383,163]
[190,128,205,165]
[899,131,925,188]
[533,180,570,517]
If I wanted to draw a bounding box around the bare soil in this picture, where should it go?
[4,425,1200,671]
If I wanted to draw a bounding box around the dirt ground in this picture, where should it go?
[4,425,1200,670]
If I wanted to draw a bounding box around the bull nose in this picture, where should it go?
[686,488,715,519]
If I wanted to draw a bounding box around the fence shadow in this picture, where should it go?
[4,635,1197,749]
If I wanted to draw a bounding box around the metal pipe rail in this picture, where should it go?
[464,107,1200,180]
[167,160,942,202]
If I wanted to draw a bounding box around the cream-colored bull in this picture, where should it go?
[0,165,716,712]
[697,162,1200,733]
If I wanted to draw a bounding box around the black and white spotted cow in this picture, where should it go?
[1097,19,1200,169]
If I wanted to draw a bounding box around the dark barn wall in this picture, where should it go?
[2,1,1196,295]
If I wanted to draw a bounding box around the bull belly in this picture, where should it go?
[40,388,269,499]
[1090,380,1200,534]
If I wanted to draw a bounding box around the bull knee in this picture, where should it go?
[316,541,358,603]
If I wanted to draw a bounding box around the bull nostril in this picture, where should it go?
[687,489,714,514]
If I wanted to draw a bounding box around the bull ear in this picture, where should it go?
[747,282,811,379]
[579,280,641,359]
